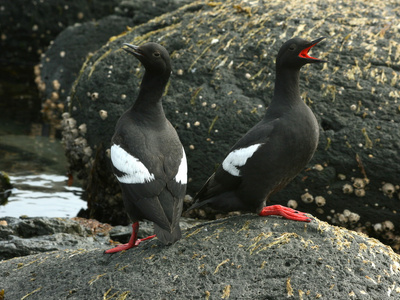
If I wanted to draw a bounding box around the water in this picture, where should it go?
[0,122,86,218]
[0,174,85,218]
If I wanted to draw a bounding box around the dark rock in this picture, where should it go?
[0,0,194,74]
[0,215,399,299]
[59,0,400,251]
[0,172,13,205]
[38,0,195,135]
[115,0,195,23]
[38,15,133,135]
[0,0,120,66]
[0,216,200,260]
[0,217,108,260]
[0,0,121,125]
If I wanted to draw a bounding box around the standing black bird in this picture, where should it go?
[188,37,326,221]
[105,42,187,254]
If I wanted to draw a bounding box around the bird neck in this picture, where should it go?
[131,71,169,119]
[271,67,302,107]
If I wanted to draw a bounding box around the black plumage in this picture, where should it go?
[188,37,326,221]
[105,42,186,254]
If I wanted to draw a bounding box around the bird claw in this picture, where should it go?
[104,234,156,254]
[259,205,312,222]
[133,234,156,246]
[104,243,134,254]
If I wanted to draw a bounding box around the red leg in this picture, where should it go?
[104,222,156,254]
[259,205,312,222]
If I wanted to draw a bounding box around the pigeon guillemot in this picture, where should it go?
[105,42,187,254]
[188,37,326,221]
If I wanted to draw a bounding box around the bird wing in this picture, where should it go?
[111,132,186,232]
[190,119,277,209]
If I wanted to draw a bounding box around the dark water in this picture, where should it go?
[0,121,86,218]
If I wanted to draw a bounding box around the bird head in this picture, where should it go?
[122,42,172,76]
[276,37,326,69]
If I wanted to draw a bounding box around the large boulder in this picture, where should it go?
[0,0,121,67]
[37,0,195,136]
[0,0,192,129]
[59,0,400,251]
[37,15,132,136]
[0,215,399,299]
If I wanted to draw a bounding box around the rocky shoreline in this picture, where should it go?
[1,215,399,299]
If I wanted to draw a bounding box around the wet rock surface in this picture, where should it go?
[1,215,399,299]
[48,0,400,251]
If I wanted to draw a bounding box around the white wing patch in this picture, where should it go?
[174,147,187,184]
[222,143,263,177]
[111,144,155,184]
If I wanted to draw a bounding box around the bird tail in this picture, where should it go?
[154,223,181,245]
[185,198,211,212]
[184,174,216,213]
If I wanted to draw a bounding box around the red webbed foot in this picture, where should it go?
[104,222,156,254]
[134,234,156,246]
[259,205,312,222]
[104,242,135,254]
[104,234,156,254]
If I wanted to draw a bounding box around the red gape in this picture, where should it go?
[258,205,311,222]
[104,222,156,254]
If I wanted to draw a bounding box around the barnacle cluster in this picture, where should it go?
[331,209,361,227]
[35,64,65,137]
[61,112,93,177]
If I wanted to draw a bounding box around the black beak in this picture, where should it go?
[299,37,327,63]
[309,37,325,46]
[122,43,143,58]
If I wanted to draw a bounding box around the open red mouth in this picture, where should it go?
[299,45,319,60]
[298,37,325,61]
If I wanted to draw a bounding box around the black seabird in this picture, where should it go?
[188,37,326,221]
[105,42,187,254]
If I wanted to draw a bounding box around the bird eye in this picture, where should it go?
[289,44,296,51]
[153,52,161,57]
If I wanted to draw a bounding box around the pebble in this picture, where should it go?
[313,164,324,171]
